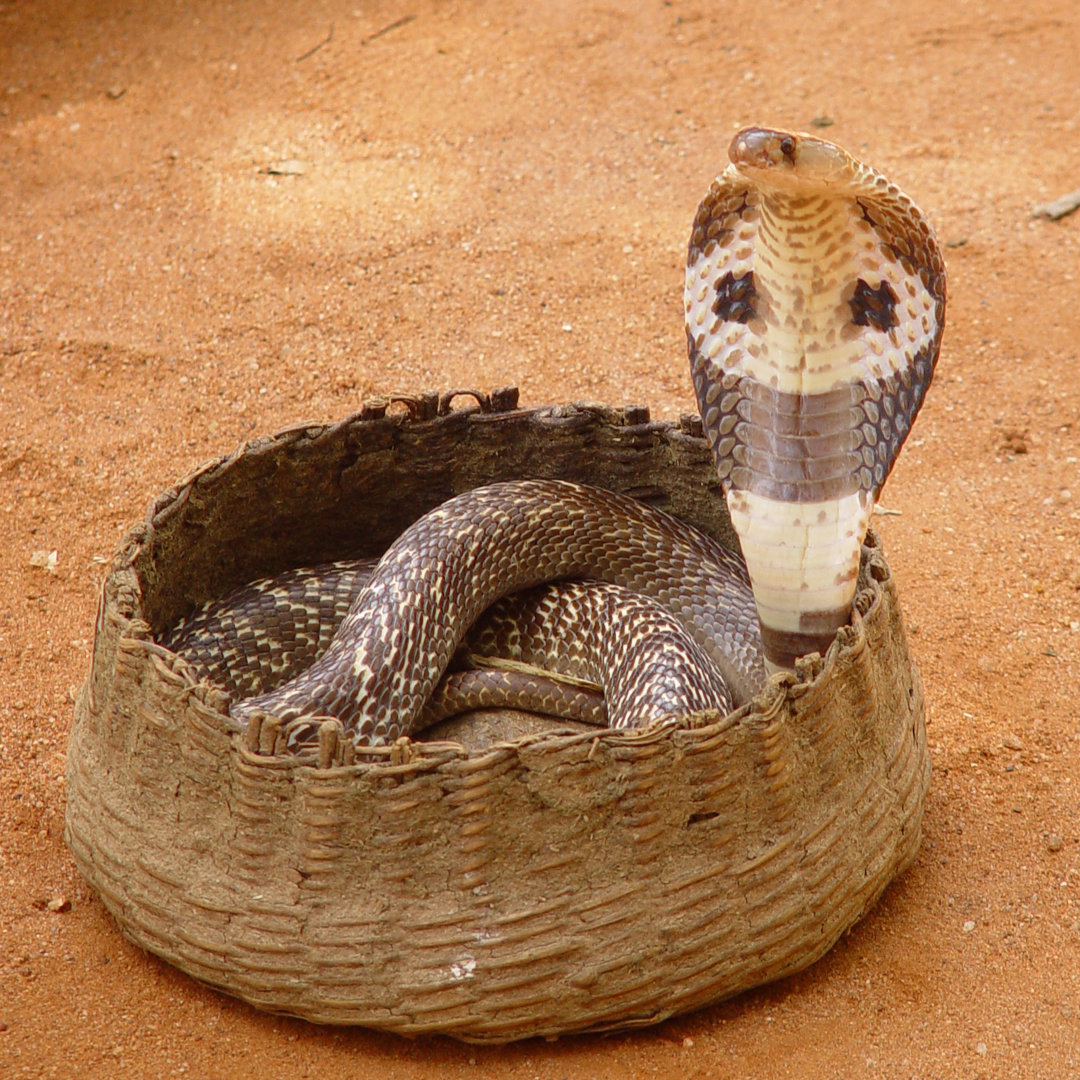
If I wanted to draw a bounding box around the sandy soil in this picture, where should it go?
[2,0,1079,1076]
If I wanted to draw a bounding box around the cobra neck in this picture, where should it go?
[749,190,864,397]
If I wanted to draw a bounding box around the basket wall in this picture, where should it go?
[65,396,929,1042]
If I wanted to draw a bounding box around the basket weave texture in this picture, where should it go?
[65,390,930,1042]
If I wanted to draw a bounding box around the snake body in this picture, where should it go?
[223,479,759,745]
[170,127,944,747]
[167,572,736,734]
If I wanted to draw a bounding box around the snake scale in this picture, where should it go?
[168,126,945,748]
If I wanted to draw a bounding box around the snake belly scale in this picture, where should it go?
[169,126,944,748]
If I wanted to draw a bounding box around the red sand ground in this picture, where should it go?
[2,1,1079,1077]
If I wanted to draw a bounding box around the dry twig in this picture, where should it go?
[363,14,416,45]
[1032,189,1080,221]
[296,23,334,62]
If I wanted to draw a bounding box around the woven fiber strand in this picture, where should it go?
[65,390,930,1042]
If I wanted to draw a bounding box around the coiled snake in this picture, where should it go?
[167,127,946,748]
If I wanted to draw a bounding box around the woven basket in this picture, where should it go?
[65,389,930,1043]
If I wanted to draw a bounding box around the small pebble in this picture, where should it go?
[962,920,976,933]
[29,549,58,573]
[1047,834,1064,852]
[47,895,71,912]
[975,1042,987,1056]
[682,1036,694,1048]
[1001,429,1028,455]
[264,159,307,176]
[1002,734,1022,751]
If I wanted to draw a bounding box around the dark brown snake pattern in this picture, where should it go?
[166,570,737,735]
[215,479,760,745]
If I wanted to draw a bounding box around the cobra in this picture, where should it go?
[685,127,946,670]
[169,126,945,745]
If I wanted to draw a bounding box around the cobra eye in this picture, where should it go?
[779,135,796,161]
